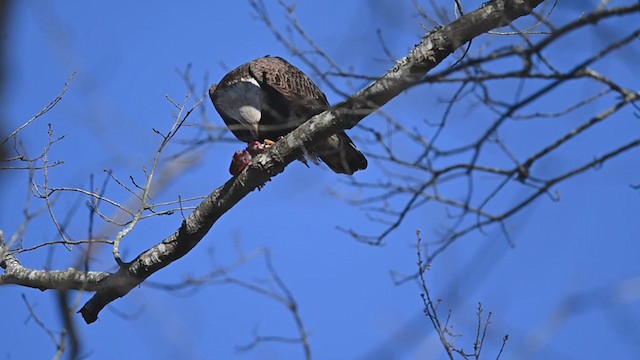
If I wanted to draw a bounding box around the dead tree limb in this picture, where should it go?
[0,0,547,324]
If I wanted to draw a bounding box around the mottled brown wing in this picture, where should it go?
[248,56,368,174]
[248,56,330,114]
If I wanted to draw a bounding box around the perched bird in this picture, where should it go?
[209,56,367,176]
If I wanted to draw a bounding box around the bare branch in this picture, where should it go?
[22,294,67,359]
[1,72,76,147]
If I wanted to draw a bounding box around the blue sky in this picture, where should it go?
[2,1,639,359]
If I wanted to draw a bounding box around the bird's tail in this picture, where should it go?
[313,132,368,175]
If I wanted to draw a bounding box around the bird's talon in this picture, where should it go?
[263,139,276,148]
[247,140,274,156]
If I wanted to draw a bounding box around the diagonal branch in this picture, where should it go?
[76,0,544,324]
[0,0,546,324]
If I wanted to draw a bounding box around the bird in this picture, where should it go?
[209,56,367,176]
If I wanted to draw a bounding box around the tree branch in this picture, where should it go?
[0,231,109,290]
[0,0,546,324]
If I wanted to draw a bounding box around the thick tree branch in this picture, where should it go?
[0,0,546,324]
[0,231,110,290]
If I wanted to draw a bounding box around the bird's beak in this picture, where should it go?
[250,123,259,139]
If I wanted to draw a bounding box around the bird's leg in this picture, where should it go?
[262,139,276,148]
[247,139,276,156]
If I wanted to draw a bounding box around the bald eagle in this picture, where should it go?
[209,56,367,175]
